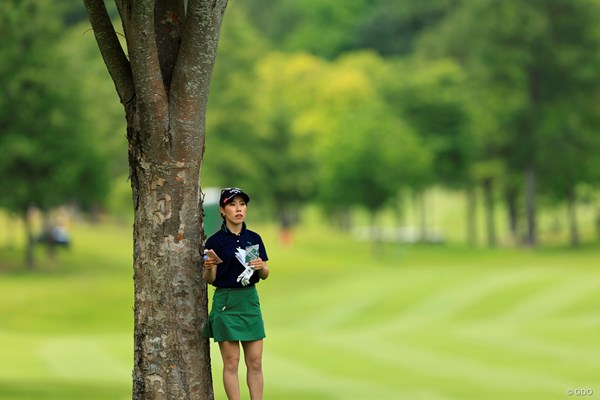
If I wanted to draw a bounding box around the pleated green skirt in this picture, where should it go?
[202,286,266,342]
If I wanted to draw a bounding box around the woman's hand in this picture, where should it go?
[249,258,265,270]
[204,257,217,270]
[249,258,269,280]
[203,250,219,284]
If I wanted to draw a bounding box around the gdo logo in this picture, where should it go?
[567,388,593,396]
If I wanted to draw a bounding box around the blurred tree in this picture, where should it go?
[84,0,227,397]
[0,0,109,268]
[382,58,473,242]
[55,0,119,26]
[242,0,371,59]
[203,3,267,191]
[242,0,457,59]
[537,102,600,247]
[252,53,324,236]
[297,52,432,233]
[349,0,458,56]
[423,0,600,247]
[61,25,129,180]
[389,59,472,189]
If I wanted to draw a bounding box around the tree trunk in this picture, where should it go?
[4,214,16,250]
[505,184,519,244]
[394,193,406,229]
[41,211,57,260]
[466,184,477,247]
[126,103,214,400]
[596,204,600,239]
[370,211,383,254]
[482,178,496,247]
[416,190,427,242]
[524,165,537,247]
[567,186,579,247]
[278,208,294,247]
[84,1,228,398]
[23,207,35,270]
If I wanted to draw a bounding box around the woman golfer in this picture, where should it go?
[202,187,270,400]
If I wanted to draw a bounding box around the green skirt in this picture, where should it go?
[202,286,266,342]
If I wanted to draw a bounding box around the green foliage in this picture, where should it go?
[430,0,600,174]
[201,0,600,247]
[250,52,330,215]
[292,52,432,213]
[0,1,110,213]
[61,23,128,179]
[242,0,372,59]
[350,0,456,56]
[385,58,473,189]
[204,3,268,189]
[416,0,600,244]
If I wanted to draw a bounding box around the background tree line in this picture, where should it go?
[207,0,600,248]
[2,0,600,259]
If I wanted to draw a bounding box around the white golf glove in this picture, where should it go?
[235,247,254,286]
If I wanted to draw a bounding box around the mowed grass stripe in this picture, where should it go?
[265,351,397,399]
[270,261,598,399]
[402,321,600,384]
[0,380,130,400]
[37,334,132,382]
[351,267,547,336]
[326,334,570,398]
[263,333,466,400]
[266,330,415,391]
[496,273,600,322]
[0,332,131,384]
[454,325,600,382]
[276,269,409,331]
[267,264,484,334]
[210,339,401,400]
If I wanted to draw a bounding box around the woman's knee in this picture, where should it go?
[223,354,240,373]
[248,360,262,374]
[242,340,263,373]
[244,354,262,373]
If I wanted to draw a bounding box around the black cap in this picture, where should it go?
[219,187,250,206]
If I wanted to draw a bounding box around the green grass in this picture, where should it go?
[1,220,600,399]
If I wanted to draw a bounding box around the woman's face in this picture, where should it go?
[221,195,247,226]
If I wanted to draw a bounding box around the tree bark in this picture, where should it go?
[84,1,228,398]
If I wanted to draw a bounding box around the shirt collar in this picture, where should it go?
[221,221,246,235]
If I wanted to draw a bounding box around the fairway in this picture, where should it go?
[1,221,599,399]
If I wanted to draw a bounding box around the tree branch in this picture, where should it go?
[125,0,170,158]
[83,0,134,104]
[127,0,167,107]
[171,0,227,103]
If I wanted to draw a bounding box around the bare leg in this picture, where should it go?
[242,340,264,400]
[219,340,241,400]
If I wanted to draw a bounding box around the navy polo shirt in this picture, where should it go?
[205,222,269,288]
